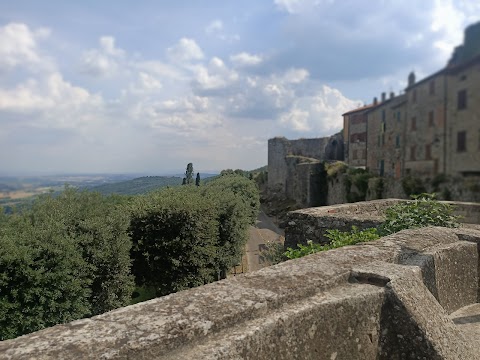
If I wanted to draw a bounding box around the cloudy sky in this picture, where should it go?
[0,0,479,175]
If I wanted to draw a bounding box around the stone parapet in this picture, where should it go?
[285,199,480,248]
[2,225,480,359]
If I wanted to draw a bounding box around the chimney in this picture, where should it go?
[408,71,416,87]
[373,97,378,105]
[381,92,386,102]
[390,92,395,99]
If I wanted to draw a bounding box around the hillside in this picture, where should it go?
[89,176,183,195]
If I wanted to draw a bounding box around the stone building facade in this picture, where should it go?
[344,21,480,179]
[342,104,373,168]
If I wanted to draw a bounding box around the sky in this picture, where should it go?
[0,0,479,175]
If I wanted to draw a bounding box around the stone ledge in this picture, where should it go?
[2,226,480,359]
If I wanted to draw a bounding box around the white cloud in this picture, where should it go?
[205,20,223,35]
[205,19,240,42]
[274,0,333,14]
[80,36,125,77]
[279,108,310,131]
[192,57,239,91]
[282,68,309,84]
[0,72,102,128]
[0,22,52,71]
[167,38,204,63]
[278,85,359,134]
[230,52,263,67]
[429,0,480,57]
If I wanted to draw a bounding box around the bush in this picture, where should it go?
[344,168,373,203]
[129,186,218,296]
[202,184,250,279]
[284,226,379,259]
[29,189,134,315]
[259,241,286,265]
[0,188,134,340]
[379,193,459,236]
[206,174,260,225]
[402,176,426,197]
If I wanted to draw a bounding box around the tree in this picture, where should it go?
[0,188,135,340]
[202,174,261,279]
[129,186,218,296]
[196,172,201,186]
[183,163,194,185]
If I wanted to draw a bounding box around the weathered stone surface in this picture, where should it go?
[2,201,480,359]
[285,199,480,248]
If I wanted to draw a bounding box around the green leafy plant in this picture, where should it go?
[259,241,287,265]
[284,226,380,259]
[379,193,459,236]
[402,176,426,197]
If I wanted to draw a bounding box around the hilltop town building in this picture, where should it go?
[343,21,480,179]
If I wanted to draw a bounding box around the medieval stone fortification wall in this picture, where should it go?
[267,133,343,208]
[3,200,480,359]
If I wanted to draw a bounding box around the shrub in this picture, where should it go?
[259,241,286,265]
[402,176,426,197]
[0,188,134,340]
[129,186,218,296]
[29,189,134,315]
[344,168,373,203]
[206,174,260,225]
[202,185,250,279]
[379,193,459,236]
[284,226,380,259]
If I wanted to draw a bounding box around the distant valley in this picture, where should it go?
[0,173,219,209]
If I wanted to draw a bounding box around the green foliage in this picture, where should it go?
[129,186,218,296]
[344,168,373,203]
[207,174,260,225]
[284,227,380,259]
[259,241,286,265]
[401,175,427,197]
[325,161,347,178]
[379,194,459,236]
[0,216,91,340]
[90,176,182,195]
[0,188,134,340]
[431,173,448,192]
[183,163,194,185]
[203,174,260,278]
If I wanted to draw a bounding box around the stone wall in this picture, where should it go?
[267,133,343,207]
[3,224,480,359]
[285,199,480,248]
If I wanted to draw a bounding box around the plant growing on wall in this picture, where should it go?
[378,193,459,236]
[284,226,380,259]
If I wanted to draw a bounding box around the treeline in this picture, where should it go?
[0,173,259,340]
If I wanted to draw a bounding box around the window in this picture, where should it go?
[458,89,467,110]
[457,131,467,152]
[428,111,435,127]
[381,121,386,133]
[425,144,432,160]
[429,80,435,95]
[395,135,401,148]
[410,146,416,161]
[382,110,386,122]
[411,117,417,131]
[396,111,401,122]
[412,89,417,103]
